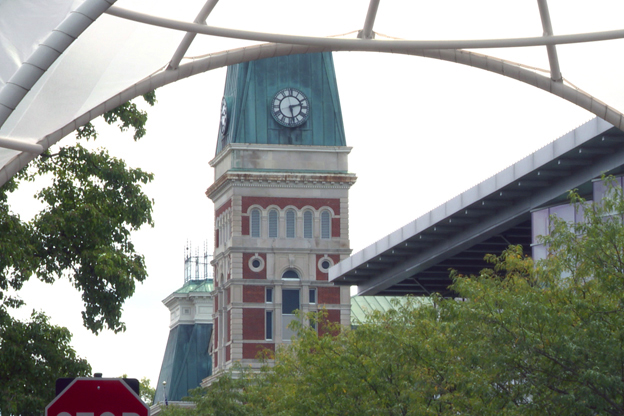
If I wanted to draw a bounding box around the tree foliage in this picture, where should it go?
[139,377,157,406]
[0,91,156,334]
[0,311,91,416]
[0,92,155,415]
[163,182,624,416]
[120,374,156,406]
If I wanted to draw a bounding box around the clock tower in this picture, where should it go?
[205,52,356,376]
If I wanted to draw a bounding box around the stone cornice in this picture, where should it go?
[206,171,357,199]
[162,291,213,308]
[209,143,353,167]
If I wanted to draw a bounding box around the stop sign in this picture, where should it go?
[46,378,149,416]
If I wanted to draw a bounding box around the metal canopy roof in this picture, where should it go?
[3,0,624,187]
[330,118,624,296]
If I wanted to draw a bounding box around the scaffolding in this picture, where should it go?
[184,241,213,283]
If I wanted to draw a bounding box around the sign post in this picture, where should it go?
[46,378,149,416]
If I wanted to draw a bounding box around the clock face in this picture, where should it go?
[271,88,309,128]
[219,97,228,135]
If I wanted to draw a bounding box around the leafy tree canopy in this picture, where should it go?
[139,377,156,407]
[0,92,156,415]
[120,374,156,406]
[163,181,624,416]
[0,91,156,334]
[0,311,91,416]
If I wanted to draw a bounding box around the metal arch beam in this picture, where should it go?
[167,0,220,70]
[358,0,380,40]
[0,0,116,187]
[105,5,624,49]
[4,7,624,186]
[0,43,328,188]
[409,48,624,131]
[0,0,116,141]
[3,41,623,187]
[537,0,562,82]
[0,137,43,153]
[102,7,624,127]
[28,43,624,167]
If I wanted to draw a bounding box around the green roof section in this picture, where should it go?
[351,296,426,326]
[216,52,347,155]
[174,279,214,294]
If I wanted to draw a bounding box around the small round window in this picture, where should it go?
[282,269,300,279]
[248,255,265,272]
[318,257,334,272]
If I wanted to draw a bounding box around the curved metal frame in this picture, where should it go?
[0,0,116,185]
[0,0,115,135]
[2,0,624,187]
[107,5,624,50]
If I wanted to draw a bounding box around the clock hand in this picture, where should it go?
[289,102,301,117]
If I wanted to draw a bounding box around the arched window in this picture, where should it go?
[303,210,313,238]
[320,210,331,239]
[282,269,300,279]
[250,209,260,237]
[268,209,279,238]
[286,209,296,238]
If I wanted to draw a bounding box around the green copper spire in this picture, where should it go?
[215,52,346,155]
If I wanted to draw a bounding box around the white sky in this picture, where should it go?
[6,0,624,390]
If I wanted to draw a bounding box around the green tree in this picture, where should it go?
[120,374,156,406]
[1,91,156,333]
[139,377,156,406]
[165,182,624,416]
[436,184,624,415]
[0,311,91,416]
[0,92,156,415]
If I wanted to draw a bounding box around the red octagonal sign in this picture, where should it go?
[46,378,149,416]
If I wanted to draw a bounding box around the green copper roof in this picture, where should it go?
[351,296,429,326]
[216,52,346,155]
[154,323,212,402]
[174,279,214,294]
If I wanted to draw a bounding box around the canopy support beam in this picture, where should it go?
[0,0,115,133]
[0,137,43,153]
[105,5,624,50]
[3,5,624,188]
[168,0,220,70]
[358,0,380,40]
[537,0,562,82]
[40,43,624,162]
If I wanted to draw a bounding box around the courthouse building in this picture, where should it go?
[155,52,624,404]
[155,52,355,401]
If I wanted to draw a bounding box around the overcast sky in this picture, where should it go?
[7,0,624,390]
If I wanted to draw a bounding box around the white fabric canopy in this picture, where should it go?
[2,0,624,187]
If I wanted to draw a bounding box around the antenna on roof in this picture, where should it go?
[184,240,213,283]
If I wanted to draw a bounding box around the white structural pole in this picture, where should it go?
[358,0,380,40]
[0,137,43,153]
[3,4,624,187]
[537,0,562,82]
[167,0,220,70]
[33,42,624,162]
[106,5,624,50]
[2,41,623,189]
